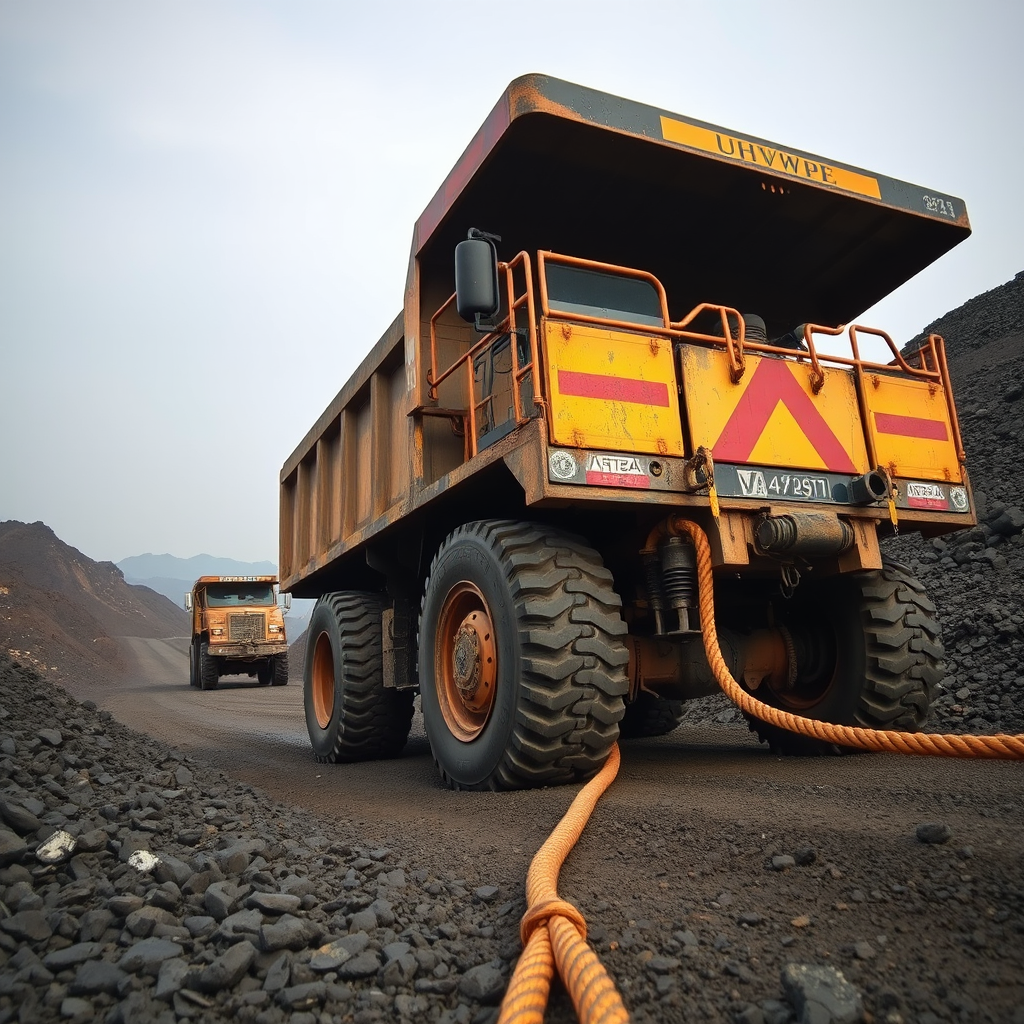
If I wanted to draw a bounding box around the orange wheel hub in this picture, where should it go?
[436,582,497,742]
[311,631,335,729]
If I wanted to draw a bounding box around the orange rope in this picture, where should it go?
[669,517,1024,759]
[498,744,630,1024]
[499,518,1024,1024]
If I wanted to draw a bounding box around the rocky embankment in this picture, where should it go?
[0,653,516,1024]
[0,522,187,689]
[3,652,1023,1024]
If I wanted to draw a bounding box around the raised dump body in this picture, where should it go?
[281,75,973,789]
[185,576,289,690]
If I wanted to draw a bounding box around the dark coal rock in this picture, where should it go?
[0,653,514,1023]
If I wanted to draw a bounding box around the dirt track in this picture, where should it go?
[78,636,1024,1022]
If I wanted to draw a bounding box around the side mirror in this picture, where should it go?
[280,592,292,612]
[455,229,500,324]
[184,593,193,613]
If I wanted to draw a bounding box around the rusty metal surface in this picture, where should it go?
[281,75,975,599]
[412,74,970,258]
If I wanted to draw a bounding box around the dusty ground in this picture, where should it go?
[69,635,1024,1023]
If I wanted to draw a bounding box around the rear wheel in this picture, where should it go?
[620,693,685,738]
[744,561,944,754]
[199,642,219,691]
[303,593,413,762]
[270,652,289,686]
[418,520,628,791]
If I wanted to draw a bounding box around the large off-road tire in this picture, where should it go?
[744,561,944,755]
[257,661,272,686]
[270,652,289,686]
[619,693,685,738]
[199,642,219,691]
[418,520,628,791]
[188,641,199,687]
[303,593,413,762]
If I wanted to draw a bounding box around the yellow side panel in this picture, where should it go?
[680,345,869,474]
[544,322,684,456]
[864,376,962,483]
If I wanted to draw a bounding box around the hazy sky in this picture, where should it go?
[1,1,1020,565]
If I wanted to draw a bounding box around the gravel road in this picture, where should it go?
[3,642,1022,1024]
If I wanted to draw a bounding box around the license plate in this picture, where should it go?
[731,467,831,501]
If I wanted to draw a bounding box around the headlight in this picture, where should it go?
[269,624,281,633]
[211,628,224,636]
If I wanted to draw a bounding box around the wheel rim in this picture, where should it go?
[435,582,497,742]
[311,631,335,729]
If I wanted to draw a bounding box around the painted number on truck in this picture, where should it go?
[737,469,830,500]
[923,194,957,219]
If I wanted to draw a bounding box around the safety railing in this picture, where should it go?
[537,251,671,329]
[428,248,965,467]
[427,251,540,460]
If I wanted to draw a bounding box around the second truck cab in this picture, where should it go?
[185,575,290,690]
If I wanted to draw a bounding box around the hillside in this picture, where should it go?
[0,521,188,687]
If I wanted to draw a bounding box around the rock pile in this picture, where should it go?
[0,653,904,1024]
[0,653,513,1024]
[883,269,1024,737]
[9,652,1007,1024]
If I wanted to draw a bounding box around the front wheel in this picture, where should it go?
[199,642,219,691]
[744,561,944,754]
[419,520,628,791]
[270,652,289,686]
[303,593,413,762]
[188,641,199,687]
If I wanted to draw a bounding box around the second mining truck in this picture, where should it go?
[279,75,974,790]
[186,576,290,690]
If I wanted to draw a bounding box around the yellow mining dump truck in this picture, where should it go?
[186,575,290,690]
[280,75,974,789]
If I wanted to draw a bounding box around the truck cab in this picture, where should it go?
[185,575,290,690]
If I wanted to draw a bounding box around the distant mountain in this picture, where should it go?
[118,553,279,609]
[0,520,188,686]
[118,552,277,581]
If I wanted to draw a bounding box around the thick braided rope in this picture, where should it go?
[498,744,629,1024]
[672,517,1024,760]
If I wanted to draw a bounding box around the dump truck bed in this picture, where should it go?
[280,75,970,597]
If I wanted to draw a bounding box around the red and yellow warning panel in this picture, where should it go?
[679,346,869,475]
[862,374,962,483]
[544,322,685,456]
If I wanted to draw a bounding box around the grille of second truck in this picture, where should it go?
[229,613,266,643]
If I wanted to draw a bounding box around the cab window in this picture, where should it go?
[205,584,275,607]
[545,264,664,327]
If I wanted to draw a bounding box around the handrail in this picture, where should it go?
[671,302,748,383]
[538,250,671,329]
[427,250,964,465]
[427,251,539,459]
